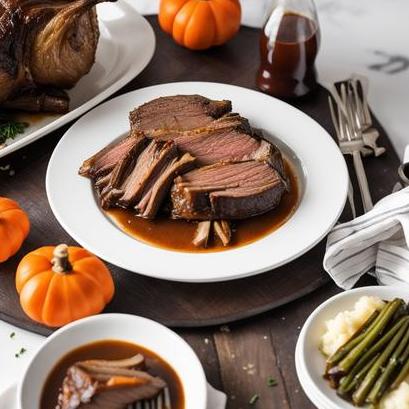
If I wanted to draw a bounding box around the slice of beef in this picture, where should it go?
[79,131,144,178]
[192,221,211,247]
[129,95,232,133]
[117,140,177,208]
[145,112,287,183]
[136,153,196,219]
[146,114,258,165]
[171,161,286,220]
[57,355,166,409]
[213,220,232,246]
[97,139,149,209]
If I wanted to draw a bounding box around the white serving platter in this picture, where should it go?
[0,0,155,158]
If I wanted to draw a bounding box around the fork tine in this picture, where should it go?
[347,80,362,130]
[343,83,359,141]
[346,82,362,139]
[359,79,372,126]
[349,79,366,129]
[353,74,372,126]
[328,96,341,141]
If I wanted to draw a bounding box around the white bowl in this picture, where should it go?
[295,286,409,409]
[19,314,207,409]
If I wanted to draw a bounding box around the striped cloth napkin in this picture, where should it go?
[323,186,409,289]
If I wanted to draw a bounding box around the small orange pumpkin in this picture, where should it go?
[159,0,242,50]
[0,197,30,263]
[16,244,115,327]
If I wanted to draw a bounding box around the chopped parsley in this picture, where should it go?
[0,113,28,145]
[10,332,15,339]
[249,394,259,405]
[267,376,278,387]
[15,347,27,358]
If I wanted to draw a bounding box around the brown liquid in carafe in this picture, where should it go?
[257,12,320,98]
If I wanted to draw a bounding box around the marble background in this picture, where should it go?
[136,0,409,158]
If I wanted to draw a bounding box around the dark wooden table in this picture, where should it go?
[0,17,398,409]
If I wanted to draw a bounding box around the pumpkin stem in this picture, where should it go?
[52,244,72,273]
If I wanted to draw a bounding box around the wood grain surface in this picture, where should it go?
[0,17,402,408]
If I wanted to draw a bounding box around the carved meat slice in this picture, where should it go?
[171,161,286,220]
[129,95,232,132]
[213,220,232,246]
[135,152,196,219]
[79,133,145,179]
[192,221,211,248]
[57,355,166,409]
[117,140,178,208]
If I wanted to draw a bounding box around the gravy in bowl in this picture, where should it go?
[41,339,184,409]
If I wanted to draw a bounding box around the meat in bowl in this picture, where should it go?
[41,340,184,409]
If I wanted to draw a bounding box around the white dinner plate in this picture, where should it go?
[295,286,409,409]
[0,0,155,158]
[46,82,348,283]
[0,384,17,409]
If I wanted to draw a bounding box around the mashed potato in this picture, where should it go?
[320,296,385,357]
[380,380,409,409]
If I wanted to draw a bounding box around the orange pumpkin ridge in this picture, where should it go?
[16,244,115,327]
[159,0,241,50]
[0,197,30,263]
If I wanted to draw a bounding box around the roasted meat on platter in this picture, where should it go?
[0,0,114,113]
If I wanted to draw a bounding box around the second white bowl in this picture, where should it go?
[296,286,409,409]
[19,313,207,409]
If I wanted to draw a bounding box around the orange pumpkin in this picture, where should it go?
[159,0,241,50]
[16,244,115,327]
[0,197,30,263]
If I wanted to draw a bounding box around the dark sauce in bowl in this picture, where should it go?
[106,160,300,253]
[40,340,184,409]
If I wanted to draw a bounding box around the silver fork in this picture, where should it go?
[348,75,386,157]
[328,95,357,218]
[329,85,374,213]
[128,387,172,409]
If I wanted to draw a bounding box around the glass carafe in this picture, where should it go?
[256,0,320,99]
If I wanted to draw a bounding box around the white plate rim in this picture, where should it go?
[0,0,155,159]
[295,285,409,409]
[46,81,348,283]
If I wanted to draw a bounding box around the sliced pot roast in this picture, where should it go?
[80,95,290,245]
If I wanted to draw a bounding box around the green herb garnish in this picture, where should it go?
[0,113,28,145]
[10,332,15,339]
[267,376,278,387]
[249,394,259,405]
[15,347,27,358]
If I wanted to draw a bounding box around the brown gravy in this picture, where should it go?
[106,160,300,253]
[40,340,184,409]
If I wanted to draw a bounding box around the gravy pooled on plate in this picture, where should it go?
[107,160,299,253]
